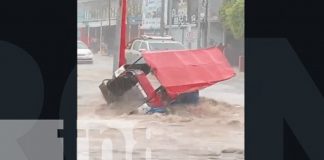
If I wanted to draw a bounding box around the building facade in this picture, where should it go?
[78,0,242,66]
[78,0,142,54]
[78,0,224,49]
[138,0,225,49]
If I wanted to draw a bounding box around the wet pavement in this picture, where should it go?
[78,54,244,160]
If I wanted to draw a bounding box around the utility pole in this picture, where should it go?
[108,0,111,26]
[160,0,165,36]
[118,0,127,67]
[181,26,185,44]
[99,19,103,54]
[87,23,90,45]
[113,0,122,72]
[222,24,226,44]
[203,0,208,48]
[197,3,201,48]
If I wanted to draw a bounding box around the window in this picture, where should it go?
[149,43,185,51]
[140,42,148,50]
[78,42,88,49]
[132,41,141,51]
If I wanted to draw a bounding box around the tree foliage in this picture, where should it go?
[219,0,244,39]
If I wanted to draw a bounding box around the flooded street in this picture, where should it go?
[78,54,244,160]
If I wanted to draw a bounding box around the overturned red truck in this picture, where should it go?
[100,47,235,113]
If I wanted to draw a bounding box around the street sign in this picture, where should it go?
[142,0,162,29]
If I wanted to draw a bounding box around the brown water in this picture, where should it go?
[78,97,244,160]
[78,55,244,160]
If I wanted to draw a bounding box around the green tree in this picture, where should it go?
[220,0,244,39]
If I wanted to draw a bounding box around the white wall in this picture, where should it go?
[167,26,198,49]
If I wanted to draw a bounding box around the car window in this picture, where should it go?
[132,41,141,51]
[149,43,185,51]
[78,42,88,49]
[140,42,148,50]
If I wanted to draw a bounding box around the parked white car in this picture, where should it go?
[78,41,93,64]
[125,35,185,64]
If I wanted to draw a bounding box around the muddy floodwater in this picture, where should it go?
[78,55,244,160]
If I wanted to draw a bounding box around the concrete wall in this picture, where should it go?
[208,22,224,45]
[167,22,224,50]
[167,26,198,49]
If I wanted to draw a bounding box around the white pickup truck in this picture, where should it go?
[125,35,185,64]
[124,35,199,104]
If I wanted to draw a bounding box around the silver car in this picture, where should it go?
[77,41,94,64]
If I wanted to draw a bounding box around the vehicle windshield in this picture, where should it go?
[78,42,88,49]
[149,43,185,51]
